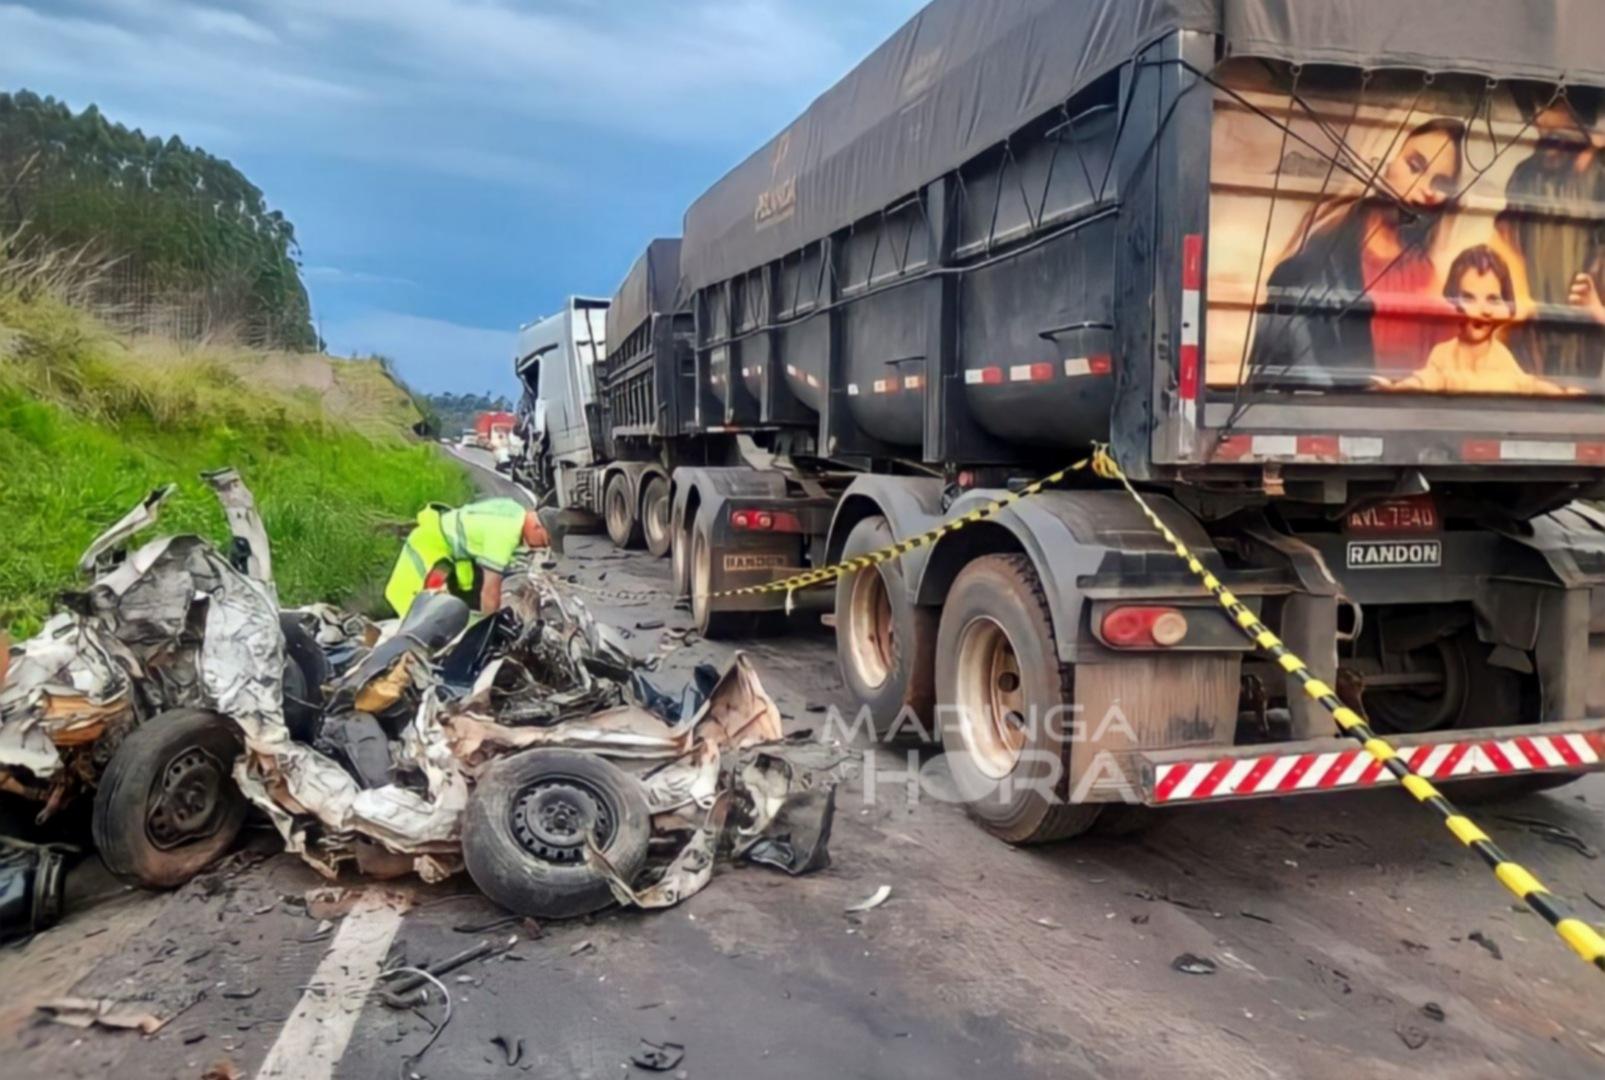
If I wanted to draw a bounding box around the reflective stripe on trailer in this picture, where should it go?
[1150,731,1604,805]
[1464,439,1605,464]
[1211,434,1384,463]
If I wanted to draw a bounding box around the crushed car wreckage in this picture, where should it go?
[0,473,842,932]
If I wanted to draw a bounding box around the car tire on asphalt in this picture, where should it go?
[641,475,672,559]
[463,748,651,920]
[834,516,937,744]
[604,474,644,550]
[93,708,248,889]
[935,554,1102,845]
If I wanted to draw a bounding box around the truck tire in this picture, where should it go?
[641,476,672,559]
[670,508,692,599]
[834,516,936,743]
[93,709,247,889]
[688,516,782,639]
[935,554,1102,844]
[604,474,644,550]
[462,749,651,920]
[1364,630,1579,801]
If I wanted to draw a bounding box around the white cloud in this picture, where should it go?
[321,309,518,395]
[187,5,277,45]
[303,266,417,288]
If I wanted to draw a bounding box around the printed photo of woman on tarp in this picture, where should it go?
[1246,118,1465,381]
[1209,72,1605,398]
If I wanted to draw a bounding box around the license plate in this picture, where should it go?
[1346,540,1442,569]
[723,554,789,573]
[1345,496,1439,535]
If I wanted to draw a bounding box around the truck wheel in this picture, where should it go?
[935,555,1101,844]
[690,517,771,639]
[670,507,692,599]
[641,476,672,559]
[462,749,651,919]
[835,517,936,743]
[604,474,644,550]
[92,709,247,889]
[1363,630,1579,801]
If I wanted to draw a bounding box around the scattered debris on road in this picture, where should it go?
[0,474,846,927]
[35,996,170,1035]
[846,885,892,913]
[1171,953,1218,976]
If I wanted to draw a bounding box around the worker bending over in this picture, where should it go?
[385,498,553,617]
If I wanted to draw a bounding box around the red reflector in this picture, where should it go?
[1296,435,1341,459]
[424,568,449,592]
[1178,345,1200,401]
[1088,354,1112,375]
[1462,439,1501,462]
[1578,443,1605,464]
[1182,235,1205,291]
[981,367,1004,386]
[1029,362,1054,382]
[1102,606,1188,649]
[1213,434,1253,462]
[957,471,975,488]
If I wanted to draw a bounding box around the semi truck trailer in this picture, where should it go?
[657,0,1605,840]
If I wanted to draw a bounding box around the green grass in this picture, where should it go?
[0,265,473,637]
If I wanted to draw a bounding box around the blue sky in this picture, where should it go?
[2,0,924,395]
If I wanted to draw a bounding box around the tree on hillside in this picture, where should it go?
[0,90,316,349]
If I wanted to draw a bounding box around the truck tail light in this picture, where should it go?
[1101,606,1189,648]
[730,508,805,533]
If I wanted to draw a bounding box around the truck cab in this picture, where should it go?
[512,297,609,507]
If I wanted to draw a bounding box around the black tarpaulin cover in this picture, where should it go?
[681,0,1605,292]
[607,238,683,352]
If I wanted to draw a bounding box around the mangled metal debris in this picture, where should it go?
[0,473,844,922]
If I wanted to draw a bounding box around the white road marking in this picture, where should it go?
[254,894,406,1080]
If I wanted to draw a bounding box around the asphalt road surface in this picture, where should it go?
[5,455,1604,1079]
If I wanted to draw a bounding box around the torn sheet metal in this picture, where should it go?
[74,484,175,577]
[0,615,136,779]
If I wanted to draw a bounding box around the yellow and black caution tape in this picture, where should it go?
[1089,444,1605,974]
[552,457,1094,605]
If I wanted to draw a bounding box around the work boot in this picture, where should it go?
[537,507,567,558]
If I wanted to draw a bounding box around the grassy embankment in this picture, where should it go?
[0,269,473,637]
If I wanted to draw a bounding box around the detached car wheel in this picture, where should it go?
[93,708,247,889]
[463,749,651,920]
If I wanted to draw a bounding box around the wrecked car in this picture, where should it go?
[1,474,842,923]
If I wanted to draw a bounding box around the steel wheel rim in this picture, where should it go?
[509,774,617,865]
[607,483,629,540]
[953,616,1028,780]
[146,746,227,850]
[846,567,896,690]
[644,488,669,550]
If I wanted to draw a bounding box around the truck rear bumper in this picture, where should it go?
[1136,720,1605,806]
